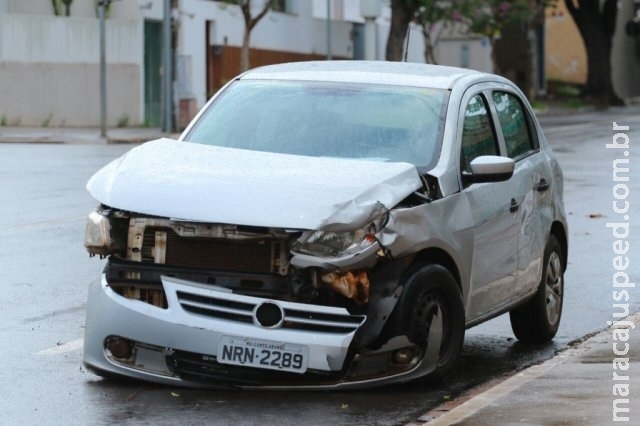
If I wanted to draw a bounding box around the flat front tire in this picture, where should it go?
[510,235,564,343]
[389,263,465,379]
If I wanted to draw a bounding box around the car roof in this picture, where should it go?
[240,60,489,90]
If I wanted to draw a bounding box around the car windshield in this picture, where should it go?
[184,79,448,169]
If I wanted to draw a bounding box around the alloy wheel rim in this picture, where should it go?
[545,251,563,326]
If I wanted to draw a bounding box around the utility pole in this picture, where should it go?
[326,0,332,59]
[360,0,381,60]
[98,0,108,137]
[162,0,173,132]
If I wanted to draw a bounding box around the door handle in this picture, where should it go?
[510,198,519,213]
[535,178,550,192]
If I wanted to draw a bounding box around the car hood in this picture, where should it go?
[87,139,423,230]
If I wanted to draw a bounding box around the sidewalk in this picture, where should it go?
[0,126,173,144]
[415,313,640,425]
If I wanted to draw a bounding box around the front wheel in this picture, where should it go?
[389,263,465,379]
[510,235,564,343]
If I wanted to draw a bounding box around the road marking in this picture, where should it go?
[37,338,84,355]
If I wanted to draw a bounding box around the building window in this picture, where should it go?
[272,0,294,14]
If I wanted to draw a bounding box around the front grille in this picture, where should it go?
[126,218,293,276]
[173,285,366,334]
[143,227,275,273]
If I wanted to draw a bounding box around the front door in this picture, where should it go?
[459,92,520,319]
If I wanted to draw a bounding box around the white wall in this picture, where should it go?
[0,14,141,126]
[4,0,139,19]
[0,14,139,63]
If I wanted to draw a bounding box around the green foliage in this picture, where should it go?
[415,0,470,63]
[416,0,467,28]
[117,114,129,128]
[556,84,581,98]
[94,0,112,18]
[0,114,7,127]
[41,114,53,127]
[391,0,551,65]
[464,0,533,39]
[52,0,73,16]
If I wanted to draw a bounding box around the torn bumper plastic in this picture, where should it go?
[83,274,441,389]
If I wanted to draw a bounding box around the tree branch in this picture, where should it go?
[249,0,273,31]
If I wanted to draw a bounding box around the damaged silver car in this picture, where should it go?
[83,61,568,389]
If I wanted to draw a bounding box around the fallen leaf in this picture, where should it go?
[340,403,349,409]
[171,392,180,397]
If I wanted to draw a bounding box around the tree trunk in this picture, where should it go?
[241,26,251,72]
[490,36,499,75]
[422,26,438,64]
[564,0,621,105]
[239,0,272,72]
[385,0,414,61]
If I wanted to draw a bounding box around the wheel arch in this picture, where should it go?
[410,247,462,295]
[550,221,568,272]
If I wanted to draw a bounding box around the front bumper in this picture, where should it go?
[83,274,437,389]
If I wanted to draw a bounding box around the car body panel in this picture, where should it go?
[87,138,423,231]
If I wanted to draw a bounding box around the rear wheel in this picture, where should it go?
[389,263,465,379]
[510,235,564,343]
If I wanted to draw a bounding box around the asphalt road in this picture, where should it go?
[0,107,638,425]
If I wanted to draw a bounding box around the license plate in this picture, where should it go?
[217,336,309,374]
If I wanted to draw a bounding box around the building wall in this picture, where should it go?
[4,0,139,20]
[545,1,640,100]
[0,13,141,126]
[545,2,587,85]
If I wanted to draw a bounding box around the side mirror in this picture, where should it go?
[464,155,515,184]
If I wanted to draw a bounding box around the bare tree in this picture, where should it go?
[238,0,274,72]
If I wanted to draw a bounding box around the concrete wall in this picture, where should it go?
[0,14,141,126]
[545,2,586,84]
[0,62,139,127]
[5,0,139,20]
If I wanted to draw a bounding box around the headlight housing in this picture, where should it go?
[84,207,127,257]
[293,213,388,258]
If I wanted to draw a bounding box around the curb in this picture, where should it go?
[0,137,66,144]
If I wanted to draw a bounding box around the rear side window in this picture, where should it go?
[492,92,537,159]
[460,94,499,173]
